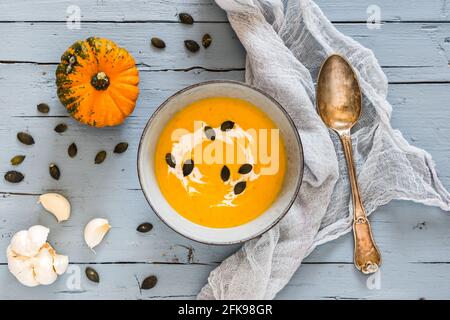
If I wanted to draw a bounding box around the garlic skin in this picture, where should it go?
[7,225,69,287]
[38,193,71,222]
[84,218,111,251]
[53,254,69,275]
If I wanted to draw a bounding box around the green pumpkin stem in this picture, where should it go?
[91,71,110,90]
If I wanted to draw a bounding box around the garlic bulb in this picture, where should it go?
[7,225,69,287]
[38,193,71,222]
[84,218,111,251]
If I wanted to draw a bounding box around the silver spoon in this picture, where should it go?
[316,54,381,274]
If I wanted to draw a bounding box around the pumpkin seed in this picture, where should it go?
[141,275,158,290]
[182,159,194,176]
[179,13,194,24]
[37,103,50,114]
[238,164,253,174]
[184,40,200,53]
[202,33,212,49]
[4,171,24,183]
[85,267,100,283]
[165,153,176,168]
[221,165,230,182]
[54,123,68,133]
[220,120,235,131]
[137,222,153,233]
[49,164,60,180]
[114,142,128,154]
[68,143,77,158]
[234,181,246,195]
[17,132,35,145]
[204,126,216,141]
[151,37,166,49]
[10,155,25,166]
[95,151,107,164]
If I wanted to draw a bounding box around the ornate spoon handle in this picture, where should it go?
[340,130,381,274]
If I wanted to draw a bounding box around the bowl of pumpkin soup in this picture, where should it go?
[138,81,303,244]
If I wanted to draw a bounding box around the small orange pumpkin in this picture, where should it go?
[56,37,139,127]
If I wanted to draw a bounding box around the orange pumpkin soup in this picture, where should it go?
[155,97,286,228]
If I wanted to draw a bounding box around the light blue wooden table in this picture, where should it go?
[1,0,450,299]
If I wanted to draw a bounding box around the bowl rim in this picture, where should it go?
[137,80,304,245]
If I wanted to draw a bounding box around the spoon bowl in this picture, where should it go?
[317,54,362,132]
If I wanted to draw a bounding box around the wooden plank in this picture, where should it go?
[0,263,213,299]
[3,64,450,121]
[278,262,450,299]
[0,65,245,119]
[0,22,245,69]
[383,66,450,84]
[1,22,450,70]
[1,192,450,265]
[2,248,450,299]
[305,201,450,264]
[316,0,450,22]
[0,65,448,189]
[1,0,449,22]
[0,190,239,265]
[0,0,227,22]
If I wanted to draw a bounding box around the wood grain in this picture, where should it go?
[2,22,450,70]
[1,1,448,22]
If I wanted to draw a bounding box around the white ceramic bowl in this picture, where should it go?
[137,80,303,245]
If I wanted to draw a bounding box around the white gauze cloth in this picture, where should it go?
[197,0,450,300]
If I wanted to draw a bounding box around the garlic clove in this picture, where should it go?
[38,193,71,222]
[7,247,39,287]
[14,267,40,287]
[33,246,57,285]
[84,218,111,251]
[28,225,50,246]
[53,254,69,275]
[7,247,31,275]
[41,243,69,275]
[10,225,49,257]
[9,231,30,256]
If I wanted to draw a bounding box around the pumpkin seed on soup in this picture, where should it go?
[17,132,35,145]
[95,151,107,164]
[54,123,68,133]
[165,153,176,168]
[68,143,77,158]
[137,222,153,233]
[4,171,24,183]
[179,13,194,24]
[184,40,200,53]
[37,103,50,114]
[220,120,234,131]
[141,275,158,290]
[234,181,246,195]
[202,33,212,49]
[221,165,230,182]
[10,155,25,166]
[204,126,215,141]
[151,37,166,49]
[114,142,128,154]
[238,164,253,174]
[182,159,194,177]
[49,164,60,180]
[85,267,100,283]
